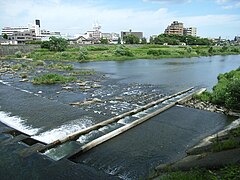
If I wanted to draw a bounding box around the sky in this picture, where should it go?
[0,0,240,39]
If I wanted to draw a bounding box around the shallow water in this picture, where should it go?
[0,55,239,179]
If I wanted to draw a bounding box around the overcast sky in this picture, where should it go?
[0,0,240,39]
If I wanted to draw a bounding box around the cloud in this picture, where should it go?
[0,0,175,37]
[181,14,240,38]
[0,0,239,39]
[222,2,240,9]
[143,0,191,3]
[214,0,240,9]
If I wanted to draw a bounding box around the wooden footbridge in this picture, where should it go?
[1,87,206,162]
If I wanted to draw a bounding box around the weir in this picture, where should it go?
[1,87,206,161]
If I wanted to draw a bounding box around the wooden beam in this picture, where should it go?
[67,88,205,160]
[37,87,194,153]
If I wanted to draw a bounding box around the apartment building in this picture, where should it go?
[164,21,197,37]
[164,21,184,35]
[183,27,197,37]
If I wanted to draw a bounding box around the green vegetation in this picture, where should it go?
[31,60,45,66]
[23,44,240,62]
[100,37,109,44]
[114,45,133,56]
[33,73,76,84]
[213,137,239,152]
[158,168,215,180]
[150,34,212,45]
[11,63,28,71]
[41,36,68,52]
[3,34,8,39]
[123,34,140,44]
[196,68,240,110]
[70,70,96,75]
[15,51,23,58]
[25,40,42,44]
[48,63,74,70]
[157,165,240,180]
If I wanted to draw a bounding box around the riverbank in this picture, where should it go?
[1,44,240,62]
[150,117,240,180]
[150,95,240,179]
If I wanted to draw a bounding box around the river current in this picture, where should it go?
[0,55,239,179]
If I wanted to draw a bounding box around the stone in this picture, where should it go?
[19,79,28,82]
[62,86,73,90]
[91,84,102,88]
[77,82,87,86]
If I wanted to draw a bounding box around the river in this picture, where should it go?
[0,55,239,179]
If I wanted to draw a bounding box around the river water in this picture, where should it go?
[0,55,239,179]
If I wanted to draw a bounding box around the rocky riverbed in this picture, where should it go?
[0,59,168,119]
[182,98,240,117]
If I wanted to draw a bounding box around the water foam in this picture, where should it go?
[0,111,40,135]
[32,117,93,144]
[0,80,11,86]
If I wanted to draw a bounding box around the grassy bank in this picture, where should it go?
[3,45,240,62]
[155,165,240,180]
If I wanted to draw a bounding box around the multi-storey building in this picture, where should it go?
[1,19,61,43]
[183,27,197,37]
[8,31,34,44]
[164,21,197,37]
[164,21,184,35]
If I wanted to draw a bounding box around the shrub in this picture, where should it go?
[185,47,192,53]
[12,64,23,71]
[194,91,212,102]
[41,36,68,52]
[15,51,22,58]
[33,73,76,84]
[225,79,240,110]
[202,68,240,110]
[32,60,45,66]
[114,46,133,56]
[86,46,109,51]
[41,41,50,49]
[147,49,171,56]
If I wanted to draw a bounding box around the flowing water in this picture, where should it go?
[0,55,239,179]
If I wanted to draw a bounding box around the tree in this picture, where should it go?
[41,36,68,52]
[117,37,121,44]
[123,34,140,44]
[149,36,154,44]
[100,37,109,44]
[208,47,214,54]
[141,37,147,44]
[3,34,8,39]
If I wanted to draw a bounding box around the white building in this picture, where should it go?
[183,27,197,37]
[1,19,61,43]
[102,32,120,44]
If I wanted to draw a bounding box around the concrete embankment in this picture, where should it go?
[0,44,40,56]
[152,117,240,179]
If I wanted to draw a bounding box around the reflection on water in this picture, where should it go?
[74,55,240,90]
